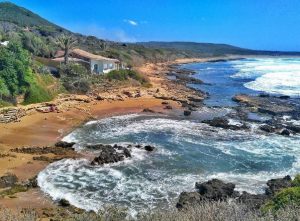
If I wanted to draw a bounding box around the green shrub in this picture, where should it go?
[59,63,91,94]
[292,174,300,187]
[23,83,53,104]
[105,69,150,87]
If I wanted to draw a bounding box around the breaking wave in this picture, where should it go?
[38,114,300,214]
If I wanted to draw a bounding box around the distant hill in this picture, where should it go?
[139,41,300,57]
[139,41,255,57]
[0,1,299,65]
[0,1,65,33]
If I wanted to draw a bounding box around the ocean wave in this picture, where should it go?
[38,114,300,214]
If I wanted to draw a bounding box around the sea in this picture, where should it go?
[38,57,300,215]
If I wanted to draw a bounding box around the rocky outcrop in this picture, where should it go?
[90,144,132,166]
[55,141,76,148]
[0,173,18,188]
[265,175,292,195]
[195,179,238,201]
[203,118,247,130]
[237,192,269,209]
[177,176,293,211]
[90,144,156,166]
[177,179,238,209]
[233,94,296,115]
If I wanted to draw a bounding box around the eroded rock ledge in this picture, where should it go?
[177,176,293,210]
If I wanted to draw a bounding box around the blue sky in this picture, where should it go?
[3,0,300,51]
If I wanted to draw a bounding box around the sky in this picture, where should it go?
[3,0,300,51]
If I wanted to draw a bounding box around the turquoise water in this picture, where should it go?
[184,58,300,106]
[38,58,300,215]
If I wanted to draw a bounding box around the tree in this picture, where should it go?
[56,34,77,64]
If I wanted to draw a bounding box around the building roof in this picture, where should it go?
[52,57,89,63]
[72,48,119,62]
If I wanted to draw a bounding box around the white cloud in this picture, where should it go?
[123,19,138,26]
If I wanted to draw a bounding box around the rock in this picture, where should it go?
[203,118,246,130]
[0,173,18,188]
[279,95,290,99]
[259,124,276,133]
[142,108,155,113]
[162,101,169,105]
[26,176,38,188]
[238,192,269,209]
[55,141,76,148]
[195,179,238,201]
[144,145,155,152]
[265,175,292,195]
[286,125,300,133]
[280,129,290,136]
[90,145,132,166]
[59,199,70,207]
[183,110,192,116]
[95,95,104,101]
[164,105,173,110]
[176,192,202,209]
[123,91,133,98]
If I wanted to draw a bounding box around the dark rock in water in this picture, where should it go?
[195,179,238,201]
[203,118,247,130]
[279,95,290,99]
[161,101,169,105]
[183,110,192,116]
[59,199,70,207]
[280,129,290,136]
[55,141,76,148]
[238,192,269,209]
[142,108,155,113]
[259,93,270,97]
[176,192,202,209]
[265,175,292,195]
[0,173,18,188]
[91,145,131,166]
[259,124,276,133]
[144,145,155,152]
[135,144,142,148]
[286,125,300,133]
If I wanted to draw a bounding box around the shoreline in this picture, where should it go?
[0,56,208,211]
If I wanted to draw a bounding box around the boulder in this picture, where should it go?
[195,179,238,201]
[176,192,202,210]
[164,105,173,110]
[55,141,76,148]
[183,110,192,116]
[259,124,276,133]
[280,129,290,136]
[203,118,246,130]
[238,192,269,209]
[144,145,155,152]
[142,108,155,113]
[0,173,18,188]
[265,175,292,195]
[90,145,132,166]
[59,199,70,207]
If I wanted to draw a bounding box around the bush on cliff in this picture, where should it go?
[105,69,151,87]
[263,174,300,212]
[59,63,91,94]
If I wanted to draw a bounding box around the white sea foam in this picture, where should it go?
[38,114,300,214]
[230,58,300,96]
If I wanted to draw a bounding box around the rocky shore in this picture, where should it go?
[176,175,296,211]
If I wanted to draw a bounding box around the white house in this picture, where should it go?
[53,48,120,74]
[0,41,9,46]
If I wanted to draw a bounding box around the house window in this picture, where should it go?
[104,64,108,70]
[109,63,113,69]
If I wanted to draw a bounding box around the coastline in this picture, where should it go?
[0,56,210,210]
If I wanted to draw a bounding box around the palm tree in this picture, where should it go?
[56,34,77,64]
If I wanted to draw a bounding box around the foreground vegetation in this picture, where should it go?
[0,202,299,221]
